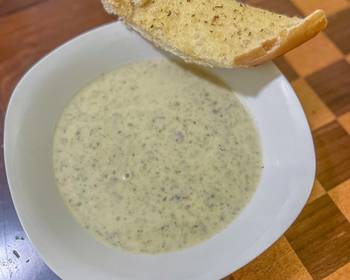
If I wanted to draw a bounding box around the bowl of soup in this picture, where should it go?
[4,22,315,280]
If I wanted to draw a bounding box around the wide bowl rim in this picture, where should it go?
[4,21,316,280]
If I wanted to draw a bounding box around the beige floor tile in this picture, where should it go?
[329,179,350,222]
[308,180,326,204]
[285,33,343,77]
[292,0,350,16]
[346,54,350,64]
[233,237,312,280]
[323,262,350,280]
[338,112,350,134]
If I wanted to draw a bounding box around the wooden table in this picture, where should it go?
[1,1,350,279]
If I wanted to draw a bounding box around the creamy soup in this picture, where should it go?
[53,59,262,254]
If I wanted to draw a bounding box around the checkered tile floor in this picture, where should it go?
[225,1,350,279]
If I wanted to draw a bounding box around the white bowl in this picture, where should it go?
[4,22,315,280]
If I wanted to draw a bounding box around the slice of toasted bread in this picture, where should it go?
[102,0,327,68]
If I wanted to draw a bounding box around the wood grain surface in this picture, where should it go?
[1,0,350,279]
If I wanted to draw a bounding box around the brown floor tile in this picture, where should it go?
[0,0,47,16]
[284,33,343,77]
[325,8,350,54]
[274,56,299,82]
[330,179,350,222]
[0,0,114,108]
[233,237,312,280]
[292,0,350,16]
[346,53,350,64]
[292,79,335,130]
[307,180,326,204]
[245,0,303,16]
[323,262,350,280]
[307,61,350,116]
[313,121,350,190]
[338,113,350,135]
[285,195,350,280]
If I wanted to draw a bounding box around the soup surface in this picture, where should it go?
[53,59,262,253]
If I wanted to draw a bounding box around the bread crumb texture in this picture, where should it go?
[102,0,326,67]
